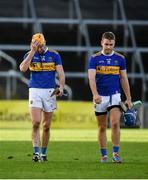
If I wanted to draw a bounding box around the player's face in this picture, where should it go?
[37,44,46,54]
[101,38,115,55]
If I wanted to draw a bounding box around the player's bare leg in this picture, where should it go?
[109,107,122,163]
[42,111,53,147]
[30,107,42,161]
[110,108,121,146]
[40,111,53,161]
[96,114,108,162]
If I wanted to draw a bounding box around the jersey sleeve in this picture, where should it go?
[88,56,96,70]
[120,57,126,70]
[54,52,62,65]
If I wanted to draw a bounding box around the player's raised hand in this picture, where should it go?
[30,33,46,52]
[30,41,40,52]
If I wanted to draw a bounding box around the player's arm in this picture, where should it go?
[56,65,65,96]
[19,41,39,72]
[88,69,102,104]
[120,69,132,108]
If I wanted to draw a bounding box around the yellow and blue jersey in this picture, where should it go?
[24,48,62,88]
[88,51,126,96]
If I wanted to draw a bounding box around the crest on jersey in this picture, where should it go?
[49,56,53,61]
[114,60,119,65]
[106,58,111,64]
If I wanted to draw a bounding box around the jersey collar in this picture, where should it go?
[44,47,48,53]
[101,50,114,56]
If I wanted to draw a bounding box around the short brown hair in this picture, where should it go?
[102,32,115,40]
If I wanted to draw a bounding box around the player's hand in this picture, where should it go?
[57,87,63,97]
[50,87,63,97]
[30,41,40,52]
[93,94,102,104]
[125,99,133,109]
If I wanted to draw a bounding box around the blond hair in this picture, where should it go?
[31,33,46,45]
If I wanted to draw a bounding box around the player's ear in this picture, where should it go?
[113,40,115,47]
[101,40,103,46]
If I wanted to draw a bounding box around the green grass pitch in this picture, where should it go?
[0,101,148,178]
[0,126,148,178]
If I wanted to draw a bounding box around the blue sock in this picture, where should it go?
[100,148,107,157]
[113,146,119,154]
[41,147,47,156]
[34,147,39,154]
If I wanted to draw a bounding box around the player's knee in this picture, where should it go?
[99,125,107,132]
[111,120,119,129]
[32,121,40,129]
[43,124,50,132]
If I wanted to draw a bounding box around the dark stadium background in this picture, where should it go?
[0,0,148,102]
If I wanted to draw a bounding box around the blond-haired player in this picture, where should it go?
[20,33,65,162]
